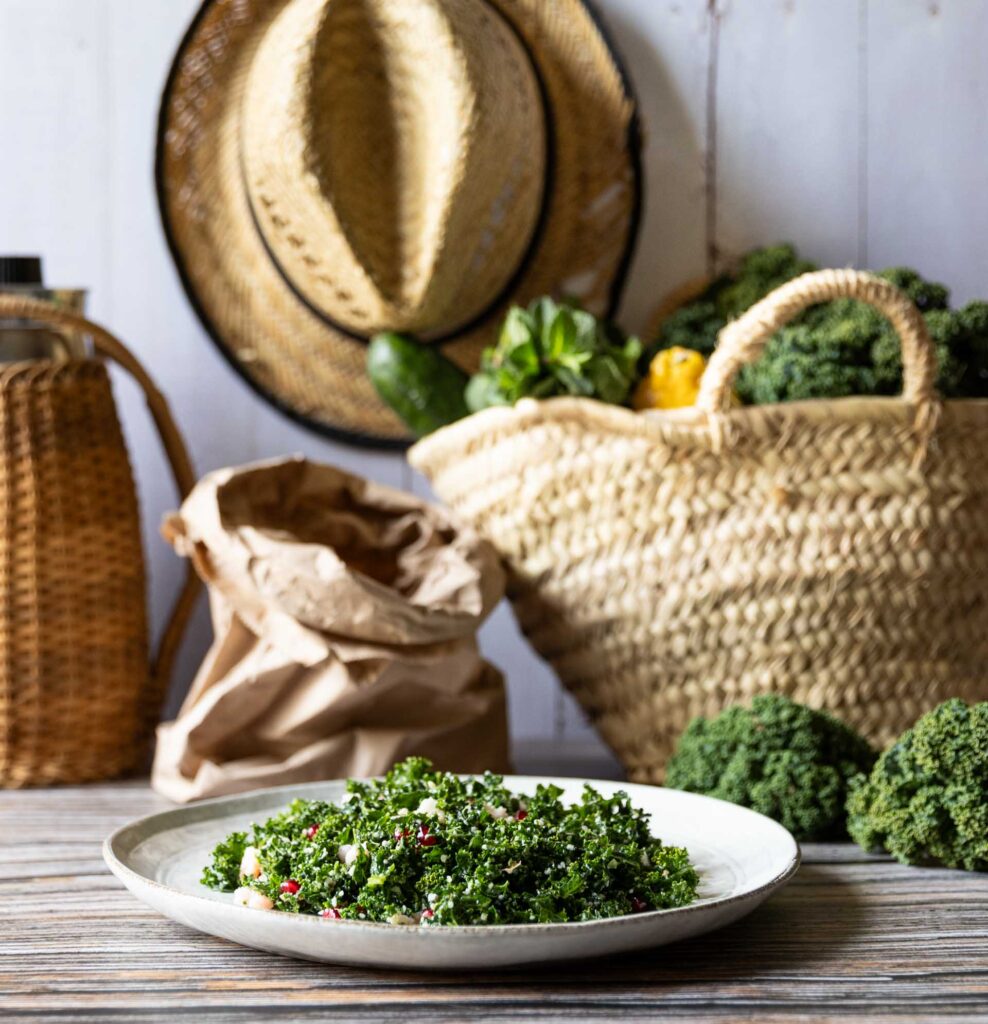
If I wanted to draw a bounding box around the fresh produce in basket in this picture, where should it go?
[656,243,816,356]
[368,243,988,440]
[201,757,699,925]
[652,243,988,403]
[366,298,641,437]
[847,699,988,871]
[665,695,877,841]
[367,332,470,438]
[632,346,708,410]
[409,269,988,783]
[465,297,642,412]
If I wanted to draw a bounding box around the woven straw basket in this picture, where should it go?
[0,297,198,787]
[410,269,988,781]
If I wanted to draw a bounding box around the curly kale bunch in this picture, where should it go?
[652,243,988,403]
[656,244,816,357]
[466,296,642,412]
[203,757,699,925]
[665,694,877,840]
[847,699,988,871]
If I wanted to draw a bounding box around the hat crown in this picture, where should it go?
[241,0,546,337]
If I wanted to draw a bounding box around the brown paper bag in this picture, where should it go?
[151,456,509,802]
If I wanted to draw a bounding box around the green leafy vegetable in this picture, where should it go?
[652,243,988,402]
[366,332,470,436]
[466,297,642,411]
[201,830,248,891]
[202,757,699,925]
[665,695,877,840]
[656,244,815,357]
[847,699,988,871]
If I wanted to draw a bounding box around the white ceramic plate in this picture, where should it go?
[104,776,799,969]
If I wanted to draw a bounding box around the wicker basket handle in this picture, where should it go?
[695,269,940,414]
[0,295,200,731]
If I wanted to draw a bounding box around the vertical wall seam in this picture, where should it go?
[857,0,869,267]
[553,687,568,743]
[99,0,115,322]
[705,0,722,274]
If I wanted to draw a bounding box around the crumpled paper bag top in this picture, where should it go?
[167,456,506,648]
[152,457,509,802]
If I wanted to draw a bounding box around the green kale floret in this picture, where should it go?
[201,829,248,891]
[654,243,816,358]
[847,699,988,871]
[714,244,819,323]
[873,300,988,398]
[945,301,988,395]
[656,299,724,358]
[652,243,988,402]
[665,694,877,840]
[875,266,949,312]
[733,266,965,404]
[736,326,877,404]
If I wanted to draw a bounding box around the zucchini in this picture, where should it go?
[367,332,470,437]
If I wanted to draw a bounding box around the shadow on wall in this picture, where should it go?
[599,2,708,339]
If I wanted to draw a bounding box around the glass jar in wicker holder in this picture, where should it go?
[0,297,198,786]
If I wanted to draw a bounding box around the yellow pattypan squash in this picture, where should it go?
[633,346,708,410]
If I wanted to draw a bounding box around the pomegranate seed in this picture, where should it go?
[318,907,342,919]
[630,896,649,913]
[420,908,434,920]
[304,824,320,839]
[393,826,411,842]
[279,879,301,895]
[416,824,437,847]
[515,809,528,821]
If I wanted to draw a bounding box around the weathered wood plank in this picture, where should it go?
[2,782,986,1022]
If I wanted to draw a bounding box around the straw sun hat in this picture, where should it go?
[157,0,641,447]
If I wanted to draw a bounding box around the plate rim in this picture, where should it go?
[103,775,801,936]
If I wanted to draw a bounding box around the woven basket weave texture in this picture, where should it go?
[410,270,988,781]
[0,298,198,787]
[158,0,639,445]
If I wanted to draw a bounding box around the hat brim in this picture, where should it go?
[157,0,642,449]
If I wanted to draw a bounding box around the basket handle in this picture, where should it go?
[0,295,200,733]
[695,268,940,415]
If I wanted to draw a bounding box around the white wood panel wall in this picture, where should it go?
[1,0,987,769]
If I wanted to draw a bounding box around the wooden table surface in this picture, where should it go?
[2,782,987,1023]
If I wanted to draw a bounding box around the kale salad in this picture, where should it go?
[202,758,700,926]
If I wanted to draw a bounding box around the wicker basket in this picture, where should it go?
[410,269,988,782]
[0,297,199,787]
